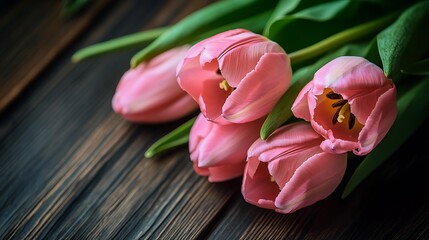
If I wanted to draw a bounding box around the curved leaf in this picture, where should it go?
[263,0,327,37]
[377,1,429,80]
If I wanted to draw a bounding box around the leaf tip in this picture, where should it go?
[130,57,139,68]
[144,150,154,158]
[71,54,80,63]
[341,187,352,199]
[260,129,269,140]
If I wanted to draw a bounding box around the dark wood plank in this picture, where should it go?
[0,0,115,114]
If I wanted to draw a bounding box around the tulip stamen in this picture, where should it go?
[337,102,350,123]
[219,80,230,91]
[326,91,342,99]
[332,99,347,108]
[348,112,356,130]
[326,90,356,129]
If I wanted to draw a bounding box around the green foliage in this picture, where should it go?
[377,1,429,81]
[263,0,391,53]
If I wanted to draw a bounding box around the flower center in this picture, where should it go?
[219,80,231,91]
[325,90,359,130]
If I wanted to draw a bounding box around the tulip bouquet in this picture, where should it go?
[73,0,429,214]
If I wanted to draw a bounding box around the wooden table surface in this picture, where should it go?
[1,0,428,239]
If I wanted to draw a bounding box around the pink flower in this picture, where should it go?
[242,122,347,214]
[177,29,292,125]
[292,56,397,156]
[112,46,198,123]
[190,113,264,182]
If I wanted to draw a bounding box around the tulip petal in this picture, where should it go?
[355,87,397,155]
[249,123,322,162]
[242,160,278,210]
[112,46,197,123]
[325,57,389,93]
[185,29,249,61]
[177,57,221,103]
[268,145,321,189]
[206,162,246,183]
[275,151,347,213]
[219,41,283,87]
[200,78,233,123]
[196,118,263,167]
[222,52,291,123]
[291,81,313,121]
[193,161,245,183]
[348,85,392,127]
[189,114,213,158]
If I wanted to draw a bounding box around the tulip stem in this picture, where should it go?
[288,12,399,66]
[71,26,169,63]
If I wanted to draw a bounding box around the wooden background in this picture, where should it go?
[1,0,428,239]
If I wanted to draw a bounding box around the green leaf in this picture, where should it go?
[194,10,273,40]
[144,117,196,158]
[377,1,429,80]
[265,0,395,54]
[401,58,429,75]
[61,0,92,18]
[263,0,327,37]
[71,26,168,63]
[287,12,398,67]
[261,41,370,139]
[342,77,429,198]
[131,0,277,68]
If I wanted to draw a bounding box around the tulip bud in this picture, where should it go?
[292,56,397,155]
[177,29,292,125]
[190,113,264,182]
[112,46,198,123]
[242,122,347,214]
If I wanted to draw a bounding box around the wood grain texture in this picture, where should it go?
[1,0,428,239]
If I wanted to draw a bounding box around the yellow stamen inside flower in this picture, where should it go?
[219,80,230,91]
[270,176,276,182]
[337,102,350,123]
[321,88,363,134]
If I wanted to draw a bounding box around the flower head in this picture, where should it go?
[177,29,292,124]
[112,46,197,123]
[190,113,264,182]
[292,56,397,155]
[242,122,347,214]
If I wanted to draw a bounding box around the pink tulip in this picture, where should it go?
[292,56,397,156]
[242,122,347,214]
[177,29,292,125]
[190,113,264,182]
[112,46,198,123]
